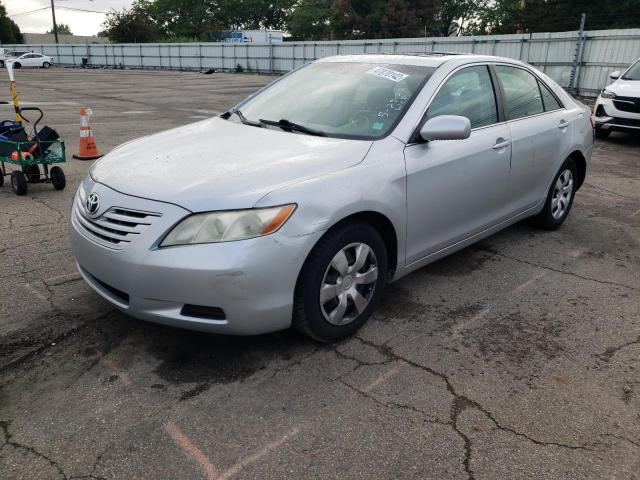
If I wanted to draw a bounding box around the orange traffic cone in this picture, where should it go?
[73,107,103,160]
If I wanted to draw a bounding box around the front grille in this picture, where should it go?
[610,117,640,127]
[74,195,161,249]
[613,96,640,114]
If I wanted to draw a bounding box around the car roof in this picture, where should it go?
[315,53,526,69]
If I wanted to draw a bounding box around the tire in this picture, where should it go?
[530,158,578,230]
[43,62,51,69]
[293,222,388,342]
[0,60,4,68]
[50,166,66,190]
[23,164,40,183]
[11,171,27,195]
[595,128,610,139]
[13,62,21,69]
[0,172,4,188]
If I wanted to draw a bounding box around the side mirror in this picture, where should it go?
[420,115,471,142]
[609,70,620,80]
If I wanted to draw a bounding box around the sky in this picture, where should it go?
[5,0,134,36]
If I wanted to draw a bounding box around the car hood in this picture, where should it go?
[90,117,373,212]
[608,79,640,97]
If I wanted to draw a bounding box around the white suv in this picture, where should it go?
[594,59,640,138]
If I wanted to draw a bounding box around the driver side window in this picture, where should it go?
[427,65,498,129]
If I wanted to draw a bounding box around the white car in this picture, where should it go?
[8,52,54,69]
[0,49,28,68]
[594,59,640,138]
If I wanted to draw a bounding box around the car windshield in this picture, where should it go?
[622,60,640,80]
[233,62,435,139]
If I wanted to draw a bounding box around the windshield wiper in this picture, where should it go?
[258,118,326,137]
[227,108,265,128]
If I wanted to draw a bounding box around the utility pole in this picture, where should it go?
[50,0,59,44]
[569,13,587,94]
[516,0,525,34]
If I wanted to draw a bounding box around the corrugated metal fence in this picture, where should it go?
[6,28,640,96]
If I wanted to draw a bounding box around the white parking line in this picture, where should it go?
[450,307,491,337]
[23,283,49,303]
[512,272,548,295]
[361,365,401,394]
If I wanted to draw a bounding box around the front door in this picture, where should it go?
[404,65,512,264]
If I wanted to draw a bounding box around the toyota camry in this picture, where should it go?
[71,54,594,342]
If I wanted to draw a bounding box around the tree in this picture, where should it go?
[472,0,640,35]
[0,2,23,44]
[102,4,160,43]
[47,23,72,35]
[287,0,340,40]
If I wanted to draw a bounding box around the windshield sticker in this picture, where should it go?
[366,66,409,83]
[372,122,385,131]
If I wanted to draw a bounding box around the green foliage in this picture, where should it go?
[99,0,640,43]
[102,3,161,43]
[0,2,23,44]
[47,23,73,35]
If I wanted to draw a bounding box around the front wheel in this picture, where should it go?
[293,222,388,342]
[43,62,51,69]
[530,158,577,230]
[595,128,610,139]
[12,62,21,69]
[0,60,4,68]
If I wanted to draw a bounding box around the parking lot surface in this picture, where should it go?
[1,68,639,479]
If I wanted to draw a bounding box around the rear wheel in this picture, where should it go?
[293,222,388,342]
[530,158,577,230]
[11,171,27,195]
[50,166,66,190]
[595,128,610,139]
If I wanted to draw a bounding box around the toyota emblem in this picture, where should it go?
[86,193,100,215]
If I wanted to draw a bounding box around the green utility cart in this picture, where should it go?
[0,107,66,196]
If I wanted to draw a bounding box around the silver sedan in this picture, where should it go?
[71,54,594,342]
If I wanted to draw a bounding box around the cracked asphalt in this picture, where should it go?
[1,69,639,480]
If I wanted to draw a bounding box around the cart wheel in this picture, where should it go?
[50,166,66,191]
[11,171,27,195]
[23,164,40,183]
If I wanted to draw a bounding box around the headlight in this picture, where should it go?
[160,204,296,246]
[601,89,616,99]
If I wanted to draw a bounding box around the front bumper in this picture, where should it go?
[71,180,322,335]
[594,96,640,133]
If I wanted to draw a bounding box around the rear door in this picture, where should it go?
[494,65,571,213]
[403,64,512,264]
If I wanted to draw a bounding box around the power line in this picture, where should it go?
[8,7,50,18]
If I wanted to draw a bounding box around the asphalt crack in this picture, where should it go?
[0,420,68,479]
[596,336,640,362]
[481,247,637,291]
[341,336,597,479]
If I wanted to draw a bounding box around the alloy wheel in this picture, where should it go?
[320,242,378,326]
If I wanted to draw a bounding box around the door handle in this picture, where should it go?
[492,139,511,150]
[558,120,569,129]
